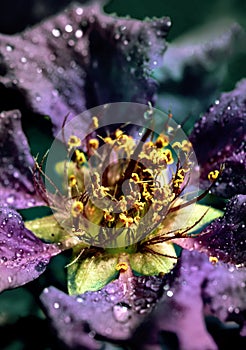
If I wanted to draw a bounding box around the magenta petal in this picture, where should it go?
[40,275,164,345]
[175,194,246,265]
[0,206,60,293]
[0,3,171,135]
[0,110,45,209]
[189,79,246,198]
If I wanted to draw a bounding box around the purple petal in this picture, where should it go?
[0,3,171,135]
[134,250,246,350]
[40,274,164,345]
[189,79,246,198]
[175,194,246,265]
[0,110,45,209]
[0,206,60,292]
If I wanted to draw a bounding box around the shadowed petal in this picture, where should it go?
[0,110,45,209]
[156,23,246,128]
[0,206,60,293]
[40,273,164,345]
[189,79,246,198]
[176,195,246,266]
[0,3,171,135]
[133,250,246,350]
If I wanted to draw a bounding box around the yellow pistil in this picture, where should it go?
[115,262,128,272]
[71,201,84,218]
[208,170,220,181]
[209,256,218,265]
[75,150,86,166]
[69,174,77,187]
[68,135,81,149]
[155,134,169,148]
[88,138,99,150]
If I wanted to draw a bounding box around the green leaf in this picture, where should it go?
[67,250,118,294]
[130,242,177,275]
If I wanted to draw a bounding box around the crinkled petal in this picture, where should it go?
[0,110,45,209]
[189,79,246,198]
[156,23,246,128]
[133,250,246,350]
[0,3,171,135]
[0,206,60,293]
[40,273,164,344]
[176,194,246,266]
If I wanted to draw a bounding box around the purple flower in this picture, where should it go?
[0,2,245,350]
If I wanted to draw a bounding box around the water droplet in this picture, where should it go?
[75,29,83,38]
[76,7,83,16]
[113,303,131,323]
[65,24,73,33]
[6,44,14,52]
[53,302,60,309]
[20,57,27,64]
[52,28,61,38]
[167,290,173,297]
[8,276,13,284]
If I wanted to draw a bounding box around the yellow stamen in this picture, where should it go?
[75,150,86,165]
[155,134,169,148]
[209,256,218,265]
[115,262,128,272]
[115,129,123,139]
[88,138,99,150]
[71,201,84,217]
[92,116,99,129]
[208,170,220,181]
[68,135,81,149]
[119,213,134,227]
[104,211,115,222]
[163,149,174,164]
[69,174,77,187]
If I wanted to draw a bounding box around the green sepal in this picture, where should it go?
[25,215,66,243]
[129,242,177,275]
[67,249,118,295]
[156,203,223,238]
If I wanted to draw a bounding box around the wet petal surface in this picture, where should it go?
[0,206,60,292]
[133,250,246,350]
[0,3,171,135]
[189,79,246,198]
[40,273,164,344]
[176,195,246,265]
[0,110,45,209]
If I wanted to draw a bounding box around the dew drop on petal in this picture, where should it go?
[53,302,60,309]
[113,303,131,323]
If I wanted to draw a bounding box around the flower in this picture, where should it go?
[0,2,245,350]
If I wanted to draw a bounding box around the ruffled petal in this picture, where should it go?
[0,3,171,135]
